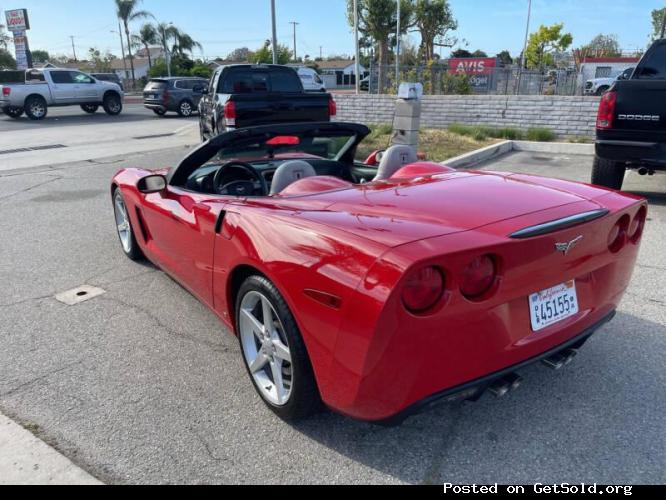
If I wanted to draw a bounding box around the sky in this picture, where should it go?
[1,0,663,61]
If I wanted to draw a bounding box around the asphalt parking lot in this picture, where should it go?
[0,130,664,483]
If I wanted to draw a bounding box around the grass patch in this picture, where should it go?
[448,123,558,143]
[567,135,593,144]
[526,127,556,142]
[357,126,500,162]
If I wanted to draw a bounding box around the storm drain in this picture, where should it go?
[55,286,106,306]
[0,144,67,155]
[133,133,175,140]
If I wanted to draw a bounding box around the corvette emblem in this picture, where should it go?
[555,236,584,256]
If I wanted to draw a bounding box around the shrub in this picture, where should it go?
[526,127,556,142]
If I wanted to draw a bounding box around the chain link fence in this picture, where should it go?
[366,63,582,96]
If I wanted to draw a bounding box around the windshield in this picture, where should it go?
[213,133,356,162]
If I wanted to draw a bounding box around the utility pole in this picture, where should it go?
[516,0,532,95]
[271,0,278,64]
[395,0,401,89]
[354,0,360,94]
[70,35,77,62]
[290,21,299,62]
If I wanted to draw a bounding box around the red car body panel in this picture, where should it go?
[112,161,646,422]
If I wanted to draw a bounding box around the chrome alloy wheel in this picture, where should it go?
[113,191,132,254]
[180,101,193,116]
[239,291,293,406]
[108,99,121,114]
[29,100,46,118]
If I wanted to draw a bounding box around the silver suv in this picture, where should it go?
[143,77,208,117]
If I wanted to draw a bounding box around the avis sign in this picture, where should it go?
[448,57,497,91]
[5,9,30,32]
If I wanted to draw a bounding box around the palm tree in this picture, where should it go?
[171,29,203,58]
[132,23,158,68]
[115,0,152,85]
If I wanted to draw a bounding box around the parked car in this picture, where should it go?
[584,67,634,96]
[593,40,666,189]
[360,75,369,92]
[91,72,124,92]
[296,67,326,92]
[142,77,209,117]
[111,121,645,423]
[0,68,123,120]
[198,64,336,141]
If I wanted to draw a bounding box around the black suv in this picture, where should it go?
[143,77,208,117]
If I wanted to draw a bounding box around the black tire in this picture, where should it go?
[177,100,194,117]
[236,275,322,421]
[595,86,610,96]
[3,106,23,118]
[102,93,123,116]
[24,96,48,120]
[591,156,626,190]
[152,108,167,116]
[112,188,144,261]
[81,104,99,114]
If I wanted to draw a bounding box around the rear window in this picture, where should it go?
[219,68,302,93]
[636,44,666,79]
[50,71,73,84]
[145,80,168,91]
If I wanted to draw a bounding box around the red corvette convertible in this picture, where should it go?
[111,122,646,424]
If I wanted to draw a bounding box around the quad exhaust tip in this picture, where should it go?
[541,348,578,370]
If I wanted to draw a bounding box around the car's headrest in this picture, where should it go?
[373,145,419,181]
[270,160,317,196]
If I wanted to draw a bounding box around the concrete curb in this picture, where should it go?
[0,413,102,485]
[442,140,594,168]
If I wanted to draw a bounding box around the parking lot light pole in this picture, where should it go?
[395,0,401,90]
[354,0,360,94]
[516,0,532,95]
[271,0,278,64]
[290,21,299,62]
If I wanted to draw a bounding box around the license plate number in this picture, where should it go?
[529,281,579,332]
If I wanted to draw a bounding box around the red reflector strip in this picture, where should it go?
[304,289,342,310]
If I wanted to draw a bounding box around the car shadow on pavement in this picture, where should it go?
[289,311,666,484]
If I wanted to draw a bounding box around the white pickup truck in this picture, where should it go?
[584,67,634,96]
[0,68,124,120]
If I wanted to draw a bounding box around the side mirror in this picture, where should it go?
[137,175,167,194]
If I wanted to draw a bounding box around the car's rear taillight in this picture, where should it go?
[629,206,647,243]
[328,97,337,118]
[596,91,617,130]
[401,266,444,314]
[460,255,497,300]
[608,215,630,253]
[224,101,236,127]
[2,87,10,97]
[162,89,170,103]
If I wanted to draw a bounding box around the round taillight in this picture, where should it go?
[401,266,444,314]
[461,255,497,300]
[608,215,630,253]
[629,206,647,243]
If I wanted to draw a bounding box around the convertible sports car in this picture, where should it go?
[111,122,647,424]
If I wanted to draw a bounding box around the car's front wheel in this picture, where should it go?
[236,275,321,421]
[591,156,626,190]
[113,189,144,261]
[103,93,123,116]
[81,104,99,114]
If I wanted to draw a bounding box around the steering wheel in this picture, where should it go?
[213,161,268,197]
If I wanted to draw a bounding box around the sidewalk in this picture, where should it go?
[0,413,102,485]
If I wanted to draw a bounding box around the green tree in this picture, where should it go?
[254,42,292,64]
[451,48,472,58]
[132,23,158,68]
[170,30,202,58]
[0,48,16,69]
[578,34,621,58]
[115,0,152,84]
[471,50,487,57]
[189,63,212,78]
[652,8,666,40]
[30,50,50,63]
[88,47,117,72]
[227,47,253,62]
[496,50,513,65]
[347,0,414,93]
[525,23,573,69]
[413,0,457,62]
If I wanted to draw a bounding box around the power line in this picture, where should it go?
[69,35,78,61]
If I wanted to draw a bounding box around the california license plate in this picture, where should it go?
[529,281,579,332]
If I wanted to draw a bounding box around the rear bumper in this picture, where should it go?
[596,139,666,169]
[144,102,169,112]
[377,311,615,426]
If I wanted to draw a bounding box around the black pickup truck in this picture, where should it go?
[198,64,336,141]
[593,39,666,189]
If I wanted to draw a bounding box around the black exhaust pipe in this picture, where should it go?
[542,348,578,370]
[488,373,523,398]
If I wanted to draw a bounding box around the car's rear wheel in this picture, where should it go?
[236,275,321,421]
[103,93,123,115]
[24,96,47,120]
[177,100,194,117]
[4,106,23,118]
[81,104,99,114]
[591,156,626,190]
[113,189,144,261]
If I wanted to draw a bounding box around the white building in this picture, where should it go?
[577,56,640,88]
